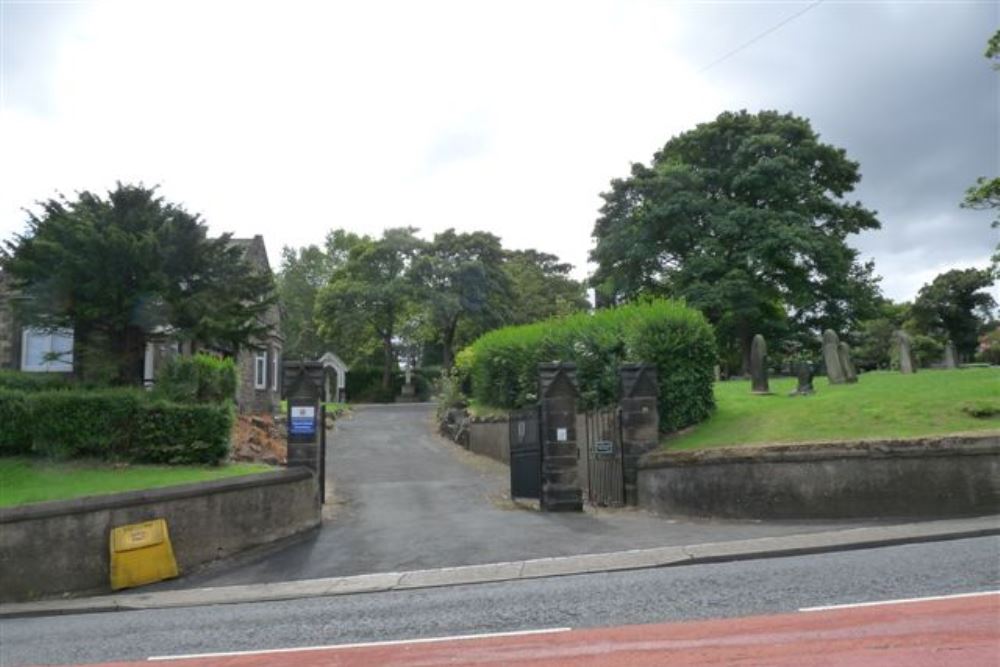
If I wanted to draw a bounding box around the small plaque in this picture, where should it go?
[556,427,568,442]
[290,405,317,436]
[594,440,614,456]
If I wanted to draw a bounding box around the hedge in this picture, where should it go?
[152,353,238,404]
[0,388,233,464]
[457,299,717,432]
[0,370,74,393]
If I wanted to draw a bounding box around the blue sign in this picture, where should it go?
[289,406,317,437]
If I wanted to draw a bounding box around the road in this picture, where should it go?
[163,403,889,589]
[3,536,998,665]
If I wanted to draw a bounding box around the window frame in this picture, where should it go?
[254,352,267,390]
[20,327,74,373]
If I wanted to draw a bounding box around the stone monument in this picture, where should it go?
[895,330,917,374]
[943,341,958,369]
[822,330,846,384]
[789,361,814,396]
[750,334,770,394]
[838,342,858,383]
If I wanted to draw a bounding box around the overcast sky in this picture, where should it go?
[1,0,997,302]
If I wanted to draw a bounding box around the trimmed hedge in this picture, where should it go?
[152,353,238,404]
[458,299,717,432]
[0,370,73,393]
[0,388,233,464]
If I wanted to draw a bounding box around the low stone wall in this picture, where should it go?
[0,468,320,602]
[638,434,1000,519]
[468,419,510,464]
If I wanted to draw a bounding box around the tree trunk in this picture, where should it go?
[381,335,394,392]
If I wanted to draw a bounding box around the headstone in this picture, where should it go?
[538,362,583,512]
[789,361,814,396]
[822,330,846,384]
[943,341,958,369]
[619,364,659,506]
[838,342,858,383]
[895,330,917,374]
[749,334,770,394]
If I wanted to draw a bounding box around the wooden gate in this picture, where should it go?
[584,407,624,506]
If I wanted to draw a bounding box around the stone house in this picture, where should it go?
[0,235,283,414]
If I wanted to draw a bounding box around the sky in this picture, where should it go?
[1,0,997,303]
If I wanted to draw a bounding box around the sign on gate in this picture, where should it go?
[289,406,317,437]
[594,440,614,457]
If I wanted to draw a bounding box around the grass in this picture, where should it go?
[664,367,1000,451]
[0,458,272,507]
[278,400,349,417]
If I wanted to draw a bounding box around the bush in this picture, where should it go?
[0,389,32,455]
[133,401,233,464]
[0,370,73,393]
[153,354,237,404]
[460,299,717,432]
[346,367,435,403]
[29,389,144,459]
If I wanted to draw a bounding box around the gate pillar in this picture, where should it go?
[619,363,659,506]
[539,362,583,512]
[284,361,326,504]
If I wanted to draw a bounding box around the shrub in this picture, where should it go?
[0,389,32,455]
[0,370,73,393]
[153,354,238,404]
[133,401,233,464]
[346,367,434,403]
[461,299,717,432]
[29,389,143,459]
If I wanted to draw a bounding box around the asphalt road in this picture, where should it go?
[159,403,889,589]
[3,536,998,666]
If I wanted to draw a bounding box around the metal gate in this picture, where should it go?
[584,407,624,506]
[509,405,541,499]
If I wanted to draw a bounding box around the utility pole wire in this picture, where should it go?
[699,0,826,73]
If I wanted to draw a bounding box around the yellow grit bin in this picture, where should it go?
[109,519,179,590]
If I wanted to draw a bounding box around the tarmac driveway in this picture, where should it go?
[170,403,880,588]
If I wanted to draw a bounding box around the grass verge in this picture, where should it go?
[664,368,1000,451]
[0,458,272,507]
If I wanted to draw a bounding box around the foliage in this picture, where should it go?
[152,353,238,404]
[909,334,945,368]
[590,110,882,374]
[461,299,716,432]
[0,458,268,507]
[0,370,74,393]
[316,228,423,392]
[962,400,1000,419]
[411,229,511,371]
[910,268,997,360]
[0,388,232,464]
[666,368,1000,451]
[345,366,435,403]
[0,184,275,384]
[502,249,590,326]
[977,327,1000,364]
[961,29,1000,265]
[277,244,335,359]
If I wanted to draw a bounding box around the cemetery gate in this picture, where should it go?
[583,406,625,507]
[509,405,541,500]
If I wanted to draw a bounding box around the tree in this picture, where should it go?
[411,229,511,372]
[503,249,590,326]
[277,244,334,359]
[590,110,881,373]
[961,29,1000,264]
[315,228,422,393]
[910,268,997,360]
[852,299,911,370]
[1,183,274,384]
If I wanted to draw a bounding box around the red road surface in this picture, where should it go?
[61,592,1000,666]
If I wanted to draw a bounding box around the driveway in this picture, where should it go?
[170,404,881,588]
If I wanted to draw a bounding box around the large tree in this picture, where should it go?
[277,244,334,360]
[910,268,997,360]
[590,109,881,372]
[315,227,422,392]
[503,249,590,326]
[411,229,511,372]
[1,183,274,384]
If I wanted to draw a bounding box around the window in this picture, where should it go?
[271,350,279,392]
[21,328,74,372]
[254,352,266,389]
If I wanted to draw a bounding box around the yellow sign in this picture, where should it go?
[109,519,179,590]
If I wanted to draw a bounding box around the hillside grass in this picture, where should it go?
[664,368,1000,451]
[0,458,272,507]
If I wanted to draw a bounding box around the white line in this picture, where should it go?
[799,590,999,613]
[147,627,573,661]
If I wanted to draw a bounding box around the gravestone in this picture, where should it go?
[538,362,583,512]
[895,330,917,374]
[838,342,858,383]
[619,364,659,506]
[822,330,846,384]
[789,362,814,396]
[750,334,770,394]
[943,341,958,369]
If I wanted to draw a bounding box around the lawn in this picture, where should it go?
[0,458,272,507]
[664,367,1000,451]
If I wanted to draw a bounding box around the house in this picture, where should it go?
[0,235,283,414]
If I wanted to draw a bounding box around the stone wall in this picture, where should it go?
[638,435,1000,519]
[0,468,320,602]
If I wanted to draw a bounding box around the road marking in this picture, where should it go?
[799,590,999,612]
[147,627,573,661]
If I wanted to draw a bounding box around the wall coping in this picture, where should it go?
[639,432,1000,470]
[0,467,312,524]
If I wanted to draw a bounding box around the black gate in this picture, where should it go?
[584,407,624,506]
[509,405,541,499]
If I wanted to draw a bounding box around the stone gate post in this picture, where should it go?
[538,362,583,512]
[619,363,659,506]
[284,361,325,504]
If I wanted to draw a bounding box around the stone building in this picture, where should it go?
[0,235,283,414]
